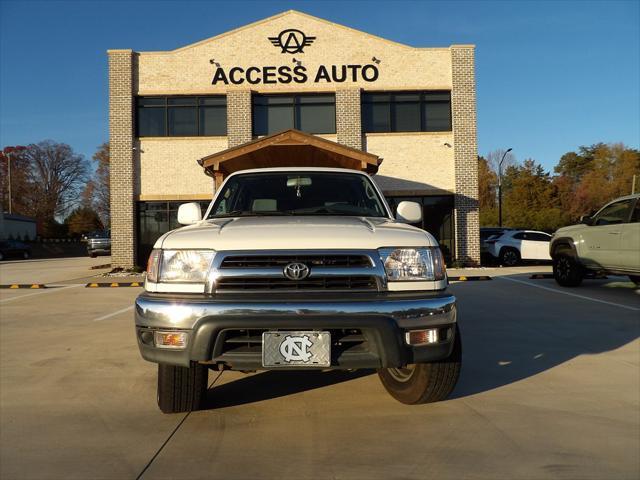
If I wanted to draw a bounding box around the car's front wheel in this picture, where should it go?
[157,362,208,414]
[378,325,461,404]
[553,254,583,287]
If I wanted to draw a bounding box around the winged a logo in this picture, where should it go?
[268,29,316,54]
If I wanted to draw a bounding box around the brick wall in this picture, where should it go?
[108,50,135,269]
[336,88,362,150]
[227,90,252,148]
[451,46,480,266]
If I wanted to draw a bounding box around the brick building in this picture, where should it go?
[108,10,479,267]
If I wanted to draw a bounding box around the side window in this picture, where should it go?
[513,232,526,240]
[531,232,551,242]
[593,200,633,225]
[630,200,640,223]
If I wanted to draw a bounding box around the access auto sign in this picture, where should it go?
[210,29,380,85]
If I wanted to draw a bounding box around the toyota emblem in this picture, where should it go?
[283,262,310,281]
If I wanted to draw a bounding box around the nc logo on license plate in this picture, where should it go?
[280,335,313,363]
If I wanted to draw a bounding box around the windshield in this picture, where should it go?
[208,172,389,218]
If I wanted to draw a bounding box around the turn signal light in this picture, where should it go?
[405,329,439,345]
[154,331,188,349]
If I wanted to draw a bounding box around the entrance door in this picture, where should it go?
[385,195,455,263]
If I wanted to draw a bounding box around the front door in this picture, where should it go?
[580,199,635,269]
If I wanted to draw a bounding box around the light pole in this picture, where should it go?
[498,148,512,228]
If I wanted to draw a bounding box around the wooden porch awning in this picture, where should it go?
[197,129,382,180]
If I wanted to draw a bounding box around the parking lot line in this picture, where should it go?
[92,305,134,322]
[497,276,640,312]
[0,284,83,304]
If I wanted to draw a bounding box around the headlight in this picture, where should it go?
[147,249,215,283]
[379,247,445,281]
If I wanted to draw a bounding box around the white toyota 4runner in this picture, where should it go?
[135,168,461,413]
[550,193,640,287]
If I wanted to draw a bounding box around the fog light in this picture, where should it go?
[405,328,439,345]
[140,330,154,345]
[154,331,188,349]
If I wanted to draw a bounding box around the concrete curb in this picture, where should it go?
[0,284,51,289]
[449,276,492,281]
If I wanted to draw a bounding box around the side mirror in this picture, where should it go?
[579,215,592,225]
[177,202,202,225]
[396,201,423,224]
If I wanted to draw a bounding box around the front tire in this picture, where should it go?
[157,362,208,414]
[500,248,520,267]
[553,254,583,287]
[378,325,461,404]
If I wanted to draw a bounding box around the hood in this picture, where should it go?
[554,223,587,236]
[158,216,437,251]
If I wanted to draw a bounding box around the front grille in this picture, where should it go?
[220,254,372,269]
[216,276,377,291]
[217,328,368,356]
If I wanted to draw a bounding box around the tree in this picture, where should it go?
[86,143,110,227]
[20,141,89,231]
[486,148,516,175]
[2,140,93,236]
[556,143,640,219]
[478,156,498,226]
[65,207,103,236]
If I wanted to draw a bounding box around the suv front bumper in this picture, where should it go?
[134,292,457,369]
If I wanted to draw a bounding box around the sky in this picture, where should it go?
[1,0,638,172]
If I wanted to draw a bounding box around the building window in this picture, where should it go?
[386,195,455,263]
[253,94,336,136]
[136,96,226,137]
[362,92,451,133]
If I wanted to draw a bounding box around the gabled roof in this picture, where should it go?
[163,10,419,53]
[198,129,382,177]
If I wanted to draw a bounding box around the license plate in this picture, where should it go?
[262,331,331,368]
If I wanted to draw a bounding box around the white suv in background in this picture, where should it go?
[485,230,552,266]
[550,194,640,286]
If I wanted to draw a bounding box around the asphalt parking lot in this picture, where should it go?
[1,258,638,480]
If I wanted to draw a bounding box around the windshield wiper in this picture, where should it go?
[211,210,292,218]
[288,207,375,216]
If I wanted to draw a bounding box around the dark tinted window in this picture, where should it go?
[513,232,526,240]
[362,91,451,133]
[253,95,336,135]
[529,232,551,241]
[168,105,197,136]
[137,99,166,136]
[136,96,226,137]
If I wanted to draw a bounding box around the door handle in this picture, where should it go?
[608,231,620,235]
